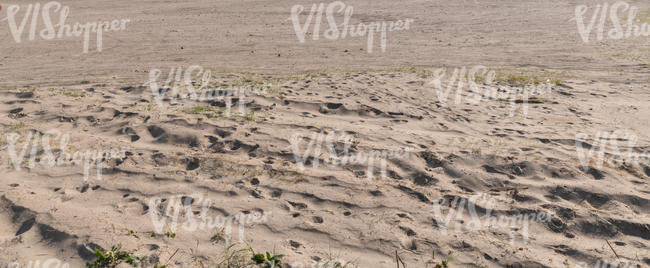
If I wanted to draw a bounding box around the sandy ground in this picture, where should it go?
[0,0,649,267]
[0,0,648,86]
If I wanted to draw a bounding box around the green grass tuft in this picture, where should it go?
[217,243,285,268]
[182,105,219,118]
[244,110,256,121]
[86,245,141,268]
[165,231,176,238]
[62,91,85,97]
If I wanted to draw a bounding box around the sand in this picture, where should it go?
[0,0,649,267]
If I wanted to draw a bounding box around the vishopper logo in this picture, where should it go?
[575,130,649,171]
[0,1,130,53]
[290,130,413,180]
[145,65,271,114]
[574,1,650,42]
[429,66,553,117]
[430,193,553,245]
[6,258,70,268]
[290,1,414,53]
[4,129,126,181]
[148,194,271,244]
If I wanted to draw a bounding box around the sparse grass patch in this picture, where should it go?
[251,251,284,267]
[211,227,227,243]
[182,103,264,121]
[339,66,434,77]
[20,86,37,92]
[49,88,85,97]
[295,66,565,84]
[0,134,6,148]
[8,122,26,131]
[399,66,434,77]
[62,91,86,97]
[133,101,154,112]
[209,67,566,99]
[305,70,331,79]
[503,74,543,85]
[1,122,29,148]
[339,66,434,78]
[184,105,213,114]
[266,86,283,97]
[218,243,252,267]
[125,229,138,239]
[611,51,649,62]
[492,69,567,86]
[183,105,218,117]
[632,10,650,23]
[472,72,492,84]
[86,245,141,268]
[230,67,436,85]
[233,74,271,88]
[397,251,452,268]
[0,85,38,93]
[228,74,288,90]
[133,102,155,111]
[217,243,285,268]
[317,258,358,268]
[316,250,359,268]
[244,110,256,121]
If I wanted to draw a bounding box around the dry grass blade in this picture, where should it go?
[395,250,407,268]
[605,240,621,262]
[165,248,180,266]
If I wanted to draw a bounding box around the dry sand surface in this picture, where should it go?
[0,0,649,267]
